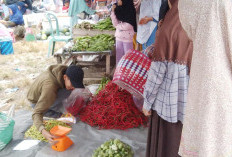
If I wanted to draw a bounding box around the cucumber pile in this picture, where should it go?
[92,139,134,157]
[72,34,115,52]
[35,26,71,40]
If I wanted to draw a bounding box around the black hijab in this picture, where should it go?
[114,0,137,32]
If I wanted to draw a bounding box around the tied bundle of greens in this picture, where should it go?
[25,120,71,142]
[92,139,134,157]
[72,34,115,52]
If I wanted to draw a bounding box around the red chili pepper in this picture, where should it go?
[78,81,148,130]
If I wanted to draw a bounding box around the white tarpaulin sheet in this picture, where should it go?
[0,110,148,157]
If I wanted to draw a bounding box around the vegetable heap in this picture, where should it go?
[79,81,148,130]
[36,27,70,40]
[92,139,134,157]
[75,18,115,31]
[25,120,70,142]
[93,18,116,30]
[72,34,115,52]
[95,77,110,95]
[75,22,94,29]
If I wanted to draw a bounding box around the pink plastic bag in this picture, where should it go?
[63,88,92,116]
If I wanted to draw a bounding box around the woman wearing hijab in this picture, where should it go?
[142,0,193,156]
[178,0,232,156]
[136,0,161,50]
[110,0,137,64]
[0,4,24,27]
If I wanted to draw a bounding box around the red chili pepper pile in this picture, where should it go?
[79,81,148,130]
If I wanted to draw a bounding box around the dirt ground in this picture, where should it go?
[0,40,65,112]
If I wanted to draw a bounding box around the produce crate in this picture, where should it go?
[72,28,115,37]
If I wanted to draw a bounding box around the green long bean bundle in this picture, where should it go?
[93,18,116,31]
[72,34,115,52]
[75,18,115,31]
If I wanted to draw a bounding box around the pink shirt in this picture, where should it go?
[110,12,135,42]
[0,23,14,42]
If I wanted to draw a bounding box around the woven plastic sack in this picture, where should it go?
[63,88,92,116]
[0,113,15,151]
[113,49,151,98]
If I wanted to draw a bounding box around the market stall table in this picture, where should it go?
[54,50,112,76]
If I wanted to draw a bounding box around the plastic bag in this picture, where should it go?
[63,88,92,116]
[0,104,15,151]
[132,96,144,112]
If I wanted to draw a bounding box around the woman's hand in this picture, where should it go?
[158,19,164,28]
[135,43,140,51]
[112,4,116,12]
[41,129,59,145]
[96,12,101,16]
[142,107,151,116]
[139,16,153,25]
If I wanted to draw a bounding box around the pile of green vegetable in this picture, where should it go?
[95,77,110,95]
[25,120,71,142]
[72,34,115,52]
[92,139,134,157]
[36,27,70,40]
[75,22,94,29]
[93,18,115,30]
[75,18,115,31]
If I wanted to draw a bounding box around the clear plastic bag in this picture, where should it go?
[132,96,144,112]
[63,88,92,116]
